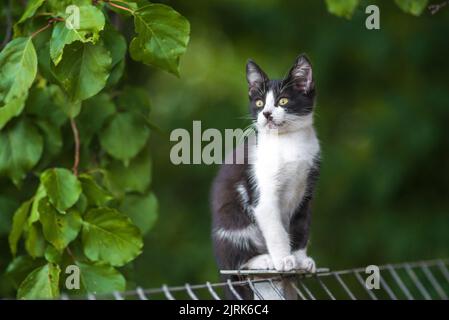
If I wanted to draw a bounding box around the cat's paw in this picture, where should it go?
[296,256,316,273]
[244,254,275,270]
[273,254,297,271]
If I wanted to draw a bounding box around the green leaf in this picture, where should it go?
[6,256,45,288]
[0,37,37,128]
[50,5,106,65]
[29,183,46,226]
[52,41,112,102]
[100,112,150,165]
[53,86,82,118]
[17,263,60,299]
[0,37,37,103]
[325,0,360,19]
[35,119,63,165]
[103,26,127,87]
[25,85,68,127]
[77,93,116,144]
[81,207,143,266]
[79,174,113,207]
[395,0,429,16]
[130,3,190,75]
[41,168,82,212]
[106,150,152,195]
[0,95,28,130]
[76,261,126,294]
[103,26,127,68]
[25,223,46,258]
[38,198,82,251]
[120,193,158,235]
[0,120,43,185]
[0,196,18,235]
[17,0,46,24]
[8,199,32,256]
[47,0,91,15]
[45,245,62,263]
[117,86,151,117]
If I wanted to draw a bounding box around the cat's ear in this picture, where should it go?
[246,59,268,93]
[286,54,314,94]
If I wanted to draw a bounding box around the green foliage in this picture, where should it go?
[41,168,82,212]
[17,263,60,299]
[395,0,429,16]
[0,0,190,299]
[130,4,190,76]
[0,37,37,129]
[326,0,430,18]
[325,0,360,19]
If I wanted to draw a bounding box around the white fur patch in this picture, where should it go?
[214,226,264,250]
[251,110,320,270]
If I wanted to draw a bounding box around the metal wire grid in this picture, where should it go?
[61,258,449,300]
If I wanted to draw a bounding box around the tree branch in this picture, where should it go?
[70,118,81,176]
[429,1,449,14]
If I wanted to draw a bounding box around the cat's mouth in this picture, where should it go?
[266,120,285,129]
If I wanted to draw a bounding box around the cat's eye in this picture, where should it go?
[255,99,264,108]
[279,98,289,106]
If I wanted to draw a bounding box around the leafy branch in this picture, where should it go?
[1,0,187,298]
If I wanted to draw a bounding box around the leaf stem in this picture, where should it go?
[70,118,81,176]
[103,0,135,14]
[30,17,64,38]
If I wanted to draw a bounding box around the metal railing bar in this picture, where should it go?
[136,287,148,300]
[206,281,221,300]
[87,293,96,300]
[247,278,264,300]
[60,293,69,300]
[404,264,431,300]
[379,274,397,300]
[437,260,449,284]
[58,258,449,300]
[227,279,243,300]
[290,282,307,300]
[268,279,286,300]
[386,265,413,300]
[315,275,336,300]
[298,280,316,300]
[162,285,176,300]
[333,273,356,300]
[420,264,447,300]
[112,291,124,300]
[185,284,199,300]
[354,271,377,300]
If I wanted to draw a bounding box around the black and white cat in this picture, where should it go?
[211,54,320,299]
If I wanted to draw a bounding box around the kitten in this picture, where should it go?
[211,54,320,299]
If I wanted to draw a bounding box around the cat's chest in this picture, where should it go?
[253,129,319,215]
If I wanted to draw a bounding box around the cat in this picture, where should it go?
[211,54,320,299]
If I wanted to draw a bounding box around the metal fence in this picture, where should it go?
[62,258,449,300]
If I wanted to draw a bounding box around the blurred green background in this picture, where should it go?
[2,0,449,293]
[132,0,449,288]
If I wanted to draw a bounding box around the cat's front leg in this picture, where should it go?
[254,202,296,271]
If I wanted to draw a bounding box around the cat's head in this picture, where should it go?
[246,54,316,133]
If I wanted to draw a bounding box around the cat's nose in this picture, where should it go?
[263,111,273,120]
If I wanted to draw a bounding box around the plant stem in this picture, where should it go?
[70,118,81,176]
[30,17,64,38]
[104,0,135,14]
[30,23,52,38]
